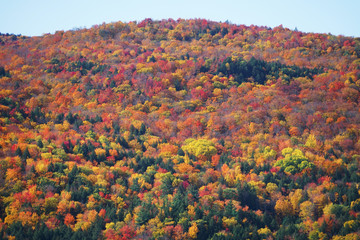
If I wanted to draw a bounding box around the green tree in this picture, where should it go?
[161,173,175,195]
[136,195,158,225]
[171,190,186,221]
[274,148,314,174]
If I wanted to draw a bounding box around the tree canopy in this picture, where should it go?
[0,19,360,239]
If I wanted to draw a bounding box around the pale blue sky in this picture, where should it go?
[1,0,359,37]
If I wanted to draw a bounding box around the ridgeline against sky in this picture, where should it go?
[1,0,359,37]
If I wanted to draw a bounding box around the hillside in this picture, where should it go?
[0,19,360,239]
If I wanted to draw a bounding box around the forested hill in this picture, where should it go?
[1,19,360,239]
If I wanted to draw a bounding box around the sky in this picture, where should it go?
[1,0,359,37]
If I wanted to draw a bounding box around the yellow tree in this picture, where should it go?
[188,221,199,239]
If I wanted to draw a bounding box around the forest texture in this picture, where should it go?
[0,19,360,239]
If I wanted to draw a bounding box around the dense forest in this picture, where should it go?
[0,18,360,239]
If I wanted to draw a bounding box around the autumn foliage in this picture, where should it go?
[0,19,360,239]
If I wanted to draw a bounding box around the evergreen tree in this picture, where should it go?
[225,200,236,217]
[171,190,186,221]
[15,147,22,157]
[22,147,30,160]
[68,165,78,185]
[37,139,44,148]
[136,196,158,225]
[139,123,146,135]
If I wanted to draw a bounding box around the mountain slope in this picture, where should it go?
[0,19,360,239]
